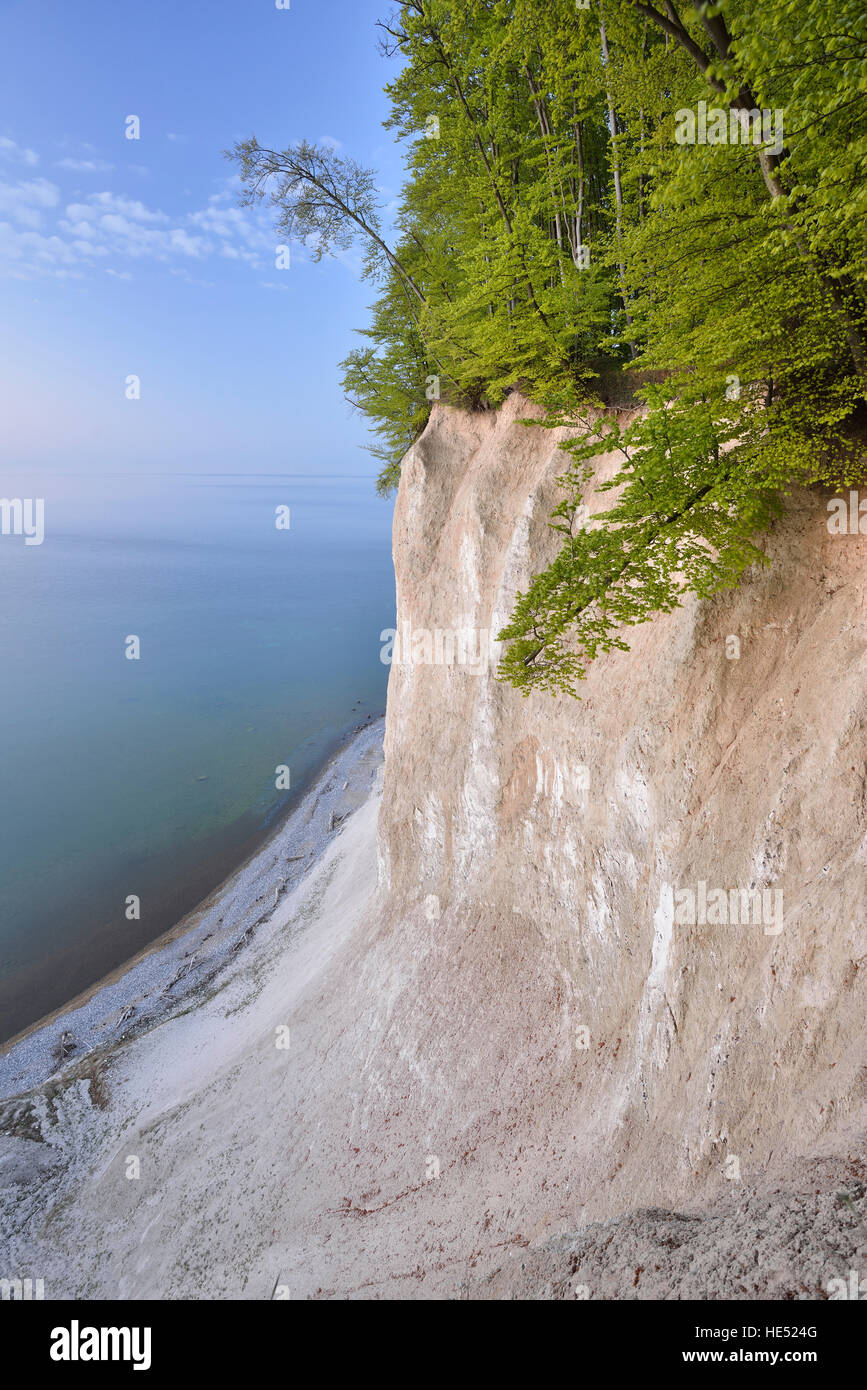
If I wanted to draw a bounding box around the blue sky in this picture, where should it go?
[0,0,405,475]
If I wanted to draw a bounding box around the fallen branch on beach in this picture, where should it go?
[51,1030,77,1064]
[231,925,256,954]
[162,953,199,993]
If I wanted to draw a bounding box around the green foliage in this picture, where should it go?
[340,262,433,494]
[231,1,867,688]
[497,0,867,694]
[498,382,813,696]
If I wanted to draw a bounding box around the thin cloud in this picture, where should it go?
[57,157,115,173]
[0,178,60,228]
[68,192,170,223]
[0,165,306,282]
[0,136,39,167]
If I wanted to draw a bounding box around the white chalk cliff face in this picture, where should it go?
[369,391,866,1272]
[3,393,864,1299]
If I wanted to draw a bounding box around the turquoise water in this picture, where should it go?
[0,473,394,1042]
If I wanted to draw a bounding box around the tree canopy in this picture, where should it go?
[231,0,867,696]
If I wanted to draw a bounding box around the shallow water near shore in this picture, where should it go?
[0,716,386,1099]
[0,472,394,1043]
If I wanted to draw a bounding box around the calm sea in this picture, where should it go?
[0,472,394,1042]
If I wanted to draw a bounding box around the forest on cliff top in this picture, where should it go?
[233,0,867,695]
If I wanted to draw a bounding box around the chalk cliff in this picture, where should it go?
[2,393,864,1299]
[365,391,866,1292]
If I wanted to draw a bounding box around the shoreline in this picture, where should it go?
[0,716,386,1100]
[0,710,385,1051]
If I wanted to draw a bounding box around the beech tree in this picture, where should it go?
[231,0,867,695]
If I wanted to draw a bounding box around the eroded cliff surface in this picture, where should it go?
[368,392,866,1273]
